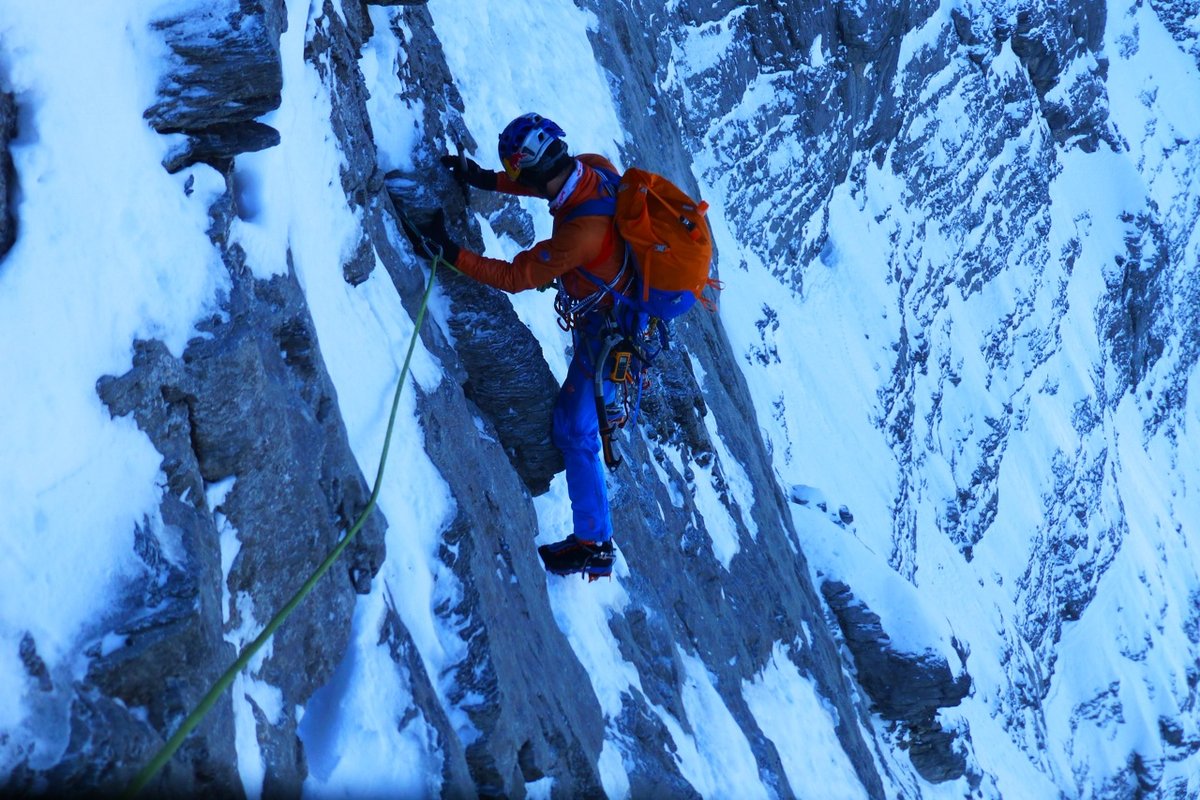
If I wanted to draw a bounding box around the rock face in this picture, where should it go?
[0,88,15,259]
[1148,0,1200,68]
[821,581,971,783]
[382,181,566,497]
[5,3,387,794]
[87,162,387,798]
[657,0,1200,796]
[369,9,566,497]
[39,0,879,795]
[145,0,287,173]
[93,259,390,792]
[363,8,883,796]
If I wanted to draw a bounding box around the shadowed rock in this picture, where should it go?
[821,580,971,783]
[1,89,16,259]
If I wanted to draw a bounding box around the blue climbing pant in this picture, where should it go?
[552,328,617,543]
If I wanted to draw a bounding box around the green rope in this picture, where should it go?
[123,250,444,798]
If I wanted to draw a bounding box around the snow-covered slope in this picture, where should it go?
[1,0,1198,797]
[664,0,1200,794]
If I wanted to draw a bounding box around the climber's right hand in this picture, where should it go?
[439,154,498,191]
[402,209,460,265]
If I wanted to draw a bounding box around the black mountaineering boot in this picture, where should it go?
[538,535,615,580]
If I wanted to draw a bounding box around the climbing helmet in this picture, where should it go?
[498,113,568,181]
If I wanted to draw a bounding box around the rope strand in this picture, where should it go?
[122,246,443,799]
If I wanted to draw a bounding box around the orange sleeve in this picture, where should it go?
[455,216,611,294]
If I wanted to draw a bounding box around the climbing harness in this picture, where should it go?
[123,207,445,799]
[586,311,665,470]
[550,201,682,471]
[552,247,632,332]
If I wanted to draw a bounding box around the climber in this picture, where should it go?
[399,113,636,581]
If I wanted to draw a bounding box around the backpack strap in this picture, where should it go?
[560,165,622,273]
[562,197,616,224]
[560,166,620,223]
[591,165,621,191]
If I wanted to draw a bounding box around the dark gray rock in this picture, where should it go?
[443,269,566,497]
[82,160,386,794]
[381,171,567,505]
[341,232,376,287]
[369,7,565,498]
[309,0,377,202]
[1010,0,1117,152]
[19,634,52,693]
[821,580,971,783]
[611,690,703,799]
[162,120,281,174]
[180,252,388,632]
[145,0,286,170]
[1,88,16,259]
[486,204,537,249]
[1100,212,1170,398]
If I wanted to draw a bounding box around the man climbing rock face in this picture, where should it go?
[400,113,636,581]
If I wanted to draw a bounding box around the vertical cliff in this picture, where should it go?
[2,0,1198,798]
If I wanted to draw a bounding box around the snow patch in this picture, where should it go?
[671,648,772,799]
[796,501,963,667]
[744,643,869,799]
[0,0,230,775]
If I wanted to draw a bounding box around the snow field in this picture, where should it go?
[0,0,230,775]
[742,642,870,800]
[676,0,1200,795]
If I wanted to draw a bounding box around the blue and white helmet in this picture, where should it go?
[498,113,569,182]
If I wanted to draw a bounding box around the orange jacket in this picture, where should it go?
[455,154,627,301]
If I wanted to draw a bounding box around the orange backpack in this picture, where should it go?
[569,166,719,320]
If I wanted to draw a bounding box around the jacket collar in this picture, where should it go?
[549,159,585,214]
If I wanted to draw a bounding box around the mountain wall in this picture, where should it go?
[657,0,1200,795]
[2,0,1199,798]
